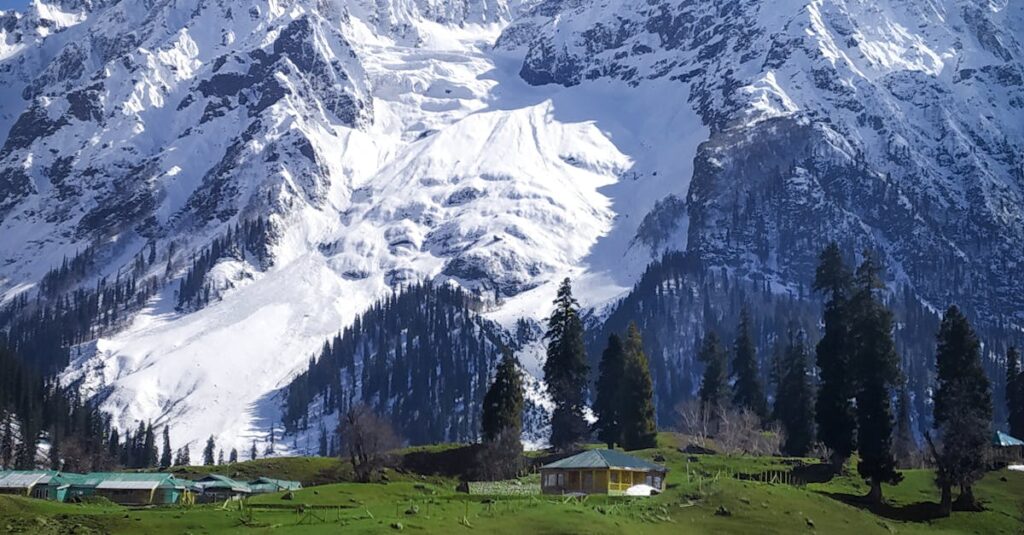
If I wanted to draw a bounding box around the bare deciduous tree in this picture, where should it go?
[339,405,400,482]
[675,400,713,449]
[716,407,782,456]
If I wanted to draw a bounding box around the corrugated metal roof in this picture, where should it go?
[0,471,58,488]
[84,472,176,490]
[95,480,163,490]
[994,431,1024,447]
[196,474,250,492]
[541,450,667,471]
[250,477,302,490]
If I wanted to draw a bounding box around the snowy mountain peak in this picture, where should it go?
[0,0,1021,452]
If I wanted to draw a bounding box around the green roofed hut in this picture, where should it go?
[74,473,186,505]
[0,470,59,499]
[993,431,1024,465]
[248,477,302,494]
[195,474,252,502]
[540,449,668,496]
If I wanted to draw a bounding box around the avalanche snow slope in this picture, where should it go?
[62,20,706,452]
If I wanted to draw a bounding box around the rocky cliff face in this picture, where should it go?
[506,0,1024,322]
[0,0,1021,450]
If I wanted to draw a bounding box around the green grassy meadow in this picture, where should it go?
[2,439,1022,534]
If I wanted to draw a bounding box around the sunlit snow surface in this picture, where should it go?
[57,18,706,453]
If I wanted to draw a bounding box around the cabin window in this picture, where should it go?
[32,487,48,499]
[545,474,556,487]
[557,473,565,487]
[610,471,619,483]
[583,472,594,489]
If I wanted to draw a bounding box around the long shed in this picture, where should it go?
[0,471,58,499]
[195,474,251,502]
[78,473,185,505]
[540,449,668,496]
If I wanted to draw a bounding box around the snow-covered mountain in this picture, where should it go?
[0,0,1021,453]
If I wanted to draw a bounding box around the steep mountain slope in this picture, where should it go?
[504,0,1024,323]
[0,0,1021,454]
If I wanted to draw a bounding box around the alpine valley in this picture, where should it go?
[1,0,1022,455]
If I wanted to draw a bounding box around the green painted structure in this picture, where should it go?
[4,469,301,504]
[248,477,302,494]
[195,474,251,502]
[0,470,59,499]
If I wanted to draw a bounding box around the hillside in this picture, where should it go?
[1,440,1022,534]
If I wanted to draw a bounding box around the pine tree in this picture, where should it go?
[849,253,902,504]
[1006,347,1024,439]
[813,242,857,470]
[775,330,815,456]
[143,422,158,468]
[159,426,172,469]
[543,278,589,450]
[931,305,992,515]
[894,383,916,467]
[731,306,767,419]
[264,425,275,456]
[107,427,120,462]
[229,448,238,463]
[697,331,728,412]
[481,347,525,442]
[619,323,657,450]
[217,449,224,465]
[250,441,258,461]
[593,334,626,448]
[318,426,329,457]
[1,414,13,469]
[203,436,216,466]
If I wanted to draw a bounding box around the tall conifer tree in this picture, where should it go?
[850,253,902,504]
[619,323,657,450]
[931,305,992,514]
[775,330,815,456]
[543,278,589,450]
[697,332,728,412]
[481,347,525,442]
[203,436,216,466]
[813,242,856,469]
[594,334,626,448]
[731,306,767,418]
[159,426,172,469]
[1006,347,1024,439]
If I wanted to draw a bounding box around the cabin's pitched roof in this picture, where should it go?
[0,470,59,488]
[249,477,301,490]
[196,474,251,492]
[82,472,178,490]
[541,449,666,471]
[994,431,1024,447]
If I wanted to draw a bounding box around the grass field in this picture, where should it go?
[2,440,1022,534]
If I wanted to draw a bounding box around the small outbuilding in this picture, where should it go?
[195,474,251,502]
[0,471,58,499]
[992,431,1024,465]
[85,473,185,505]
[248,477,302,494]
[540,449,668,496]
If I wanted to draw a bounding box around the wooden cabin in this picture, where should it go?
[195,474,252,502]
[992,431,1024,466]
[0,470,58,499]
[83,473,185,505]
[540,449,668,496]
[248,476,302,494]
